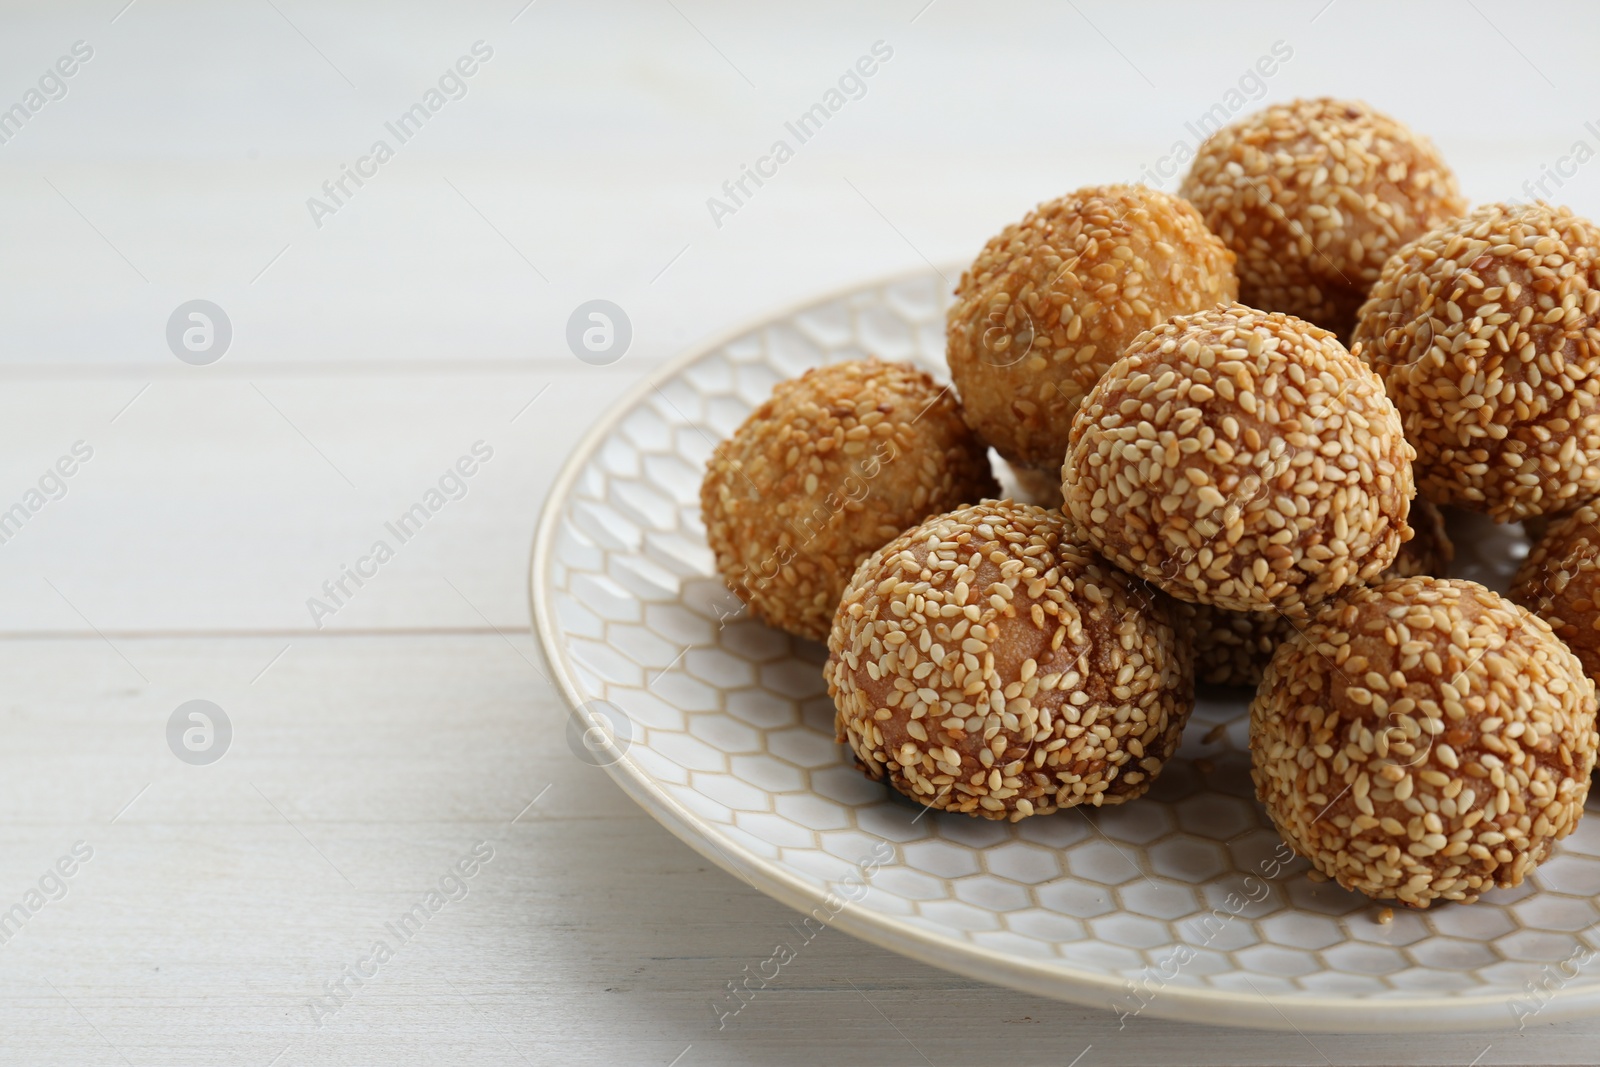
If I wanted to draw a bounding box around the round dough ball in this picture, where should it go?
[947,184,1237,474]
[701,359,997,641]
[1180,97,1465,337]
[825,500,1192,820]
[1511,502,1600,681]
[1252,576,1598,907]
[1353,202,1600,520]
[1062,303,1416,616]
[1185,498,1452,687]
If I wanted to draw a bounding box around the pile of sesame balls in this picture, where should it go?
[699,97,1600,909]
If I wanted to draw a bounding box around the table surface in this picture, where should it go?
[7,0,1600,1063]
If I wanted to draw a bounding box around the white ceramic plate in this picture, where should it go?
[530,267,1600,1033]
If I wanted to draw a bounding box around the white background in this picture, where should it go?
[2,0,1599,1063]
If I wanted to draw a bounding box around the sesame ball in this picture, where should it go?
[1062,303,1416,617]
[701,359,997,641]
[1510,502,1600,682]
[1252,576,1598,907]
[825,500,1193,820]
[946,184,1238,475]
[1352,202,1600,521]
[1185,498,1453,687]
[1180,98,1466,337]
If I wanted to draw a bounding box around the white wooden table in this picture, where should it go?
[5,1,1600,1062]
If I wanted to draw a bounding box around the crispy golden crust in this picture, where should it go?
[1180,98,1465,337]
[1252,577,1598,907]
[1062,303,1416,616]
[1186,499,1452,687]
[700,359,998,641]
[1511,502,1600,681]
[825,501,1193,820]
[1353,202,1600,520]
[947,185,1237,470]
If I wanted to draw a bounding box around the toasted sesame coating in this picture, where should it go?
[947,185,1238,472]
[1252,577,1598,907]
[1062,303,1416,616]
[825,500,1193,820]
[1180,98,1465,337]
[1185,498,1452,687]
[1352,202,1600,521]
[1510,502,1600,682]
[701,359,998,641]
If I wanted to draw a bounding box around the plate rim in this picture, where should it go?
[528,264,1598,1034]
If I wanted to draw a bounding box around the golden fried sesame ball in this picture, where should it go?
[1183,499,1452,687]
[825,500,1192,820]
[1511,502,1600,682]
[1352,202,1600,521]
[701,359,997,641]
[1180,98,1465,337]
[1062,303,1416,617]
[1252,577,1597,907]
[946,184,1237,474]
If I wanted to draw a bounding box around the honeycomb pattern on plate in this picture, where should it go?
[539,271,1600,1024]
